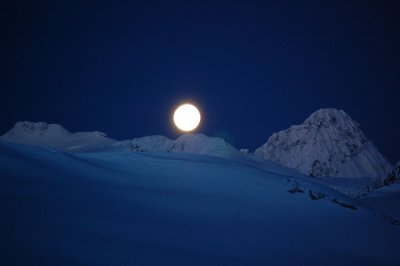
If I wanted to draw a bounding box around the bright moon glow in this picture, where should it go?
[173,104,201,132]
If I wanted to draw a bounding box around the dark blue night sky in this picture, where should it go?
[1,1,399,162]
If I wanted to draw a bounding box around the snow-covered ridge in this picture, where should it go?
[0,121,117,152]
[255,108,392,179]
[92,133,241,159]
[0,121,240,159]
[1,114,394,182]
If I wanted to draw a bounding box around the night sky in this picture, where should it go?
[1,1,399,163]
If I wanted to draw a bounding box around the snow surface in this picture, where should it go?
[361,182,400,221]
[255,108,391,179]
[317,177,382,198]
[0,121,116,152]
[1,140,400,265]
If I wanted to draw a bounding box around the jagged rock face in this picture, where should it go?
[384,162,400,185]
[255,109,392,179]
[394,162,400,179]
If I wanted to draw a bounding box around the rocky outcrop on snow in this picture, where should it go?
[392,162,400,179]
[101,135,174,153]
[255,109,392,179]
[384,162,400,185]
[0,121,116,152]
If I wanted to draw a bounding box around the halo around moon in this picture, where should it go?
[173,103,201,132]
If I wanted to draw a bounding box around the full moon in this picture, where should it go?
[173,103,201,132]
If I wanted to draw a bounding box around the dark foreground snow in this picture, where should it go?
[1,141,400,265]
[361,183,400,221]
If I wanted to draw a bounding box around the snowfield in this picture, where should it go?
[361,183,400,221]
[1,141,400,265]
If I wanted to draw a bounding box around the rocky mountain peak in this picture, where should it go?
[255,108,391,179]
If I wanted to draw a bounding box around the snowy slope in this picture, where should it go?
[360,163,400,220]
[96,133,305,178]
[316,177,382,198]
[255,109,391,179]
[361,182,400,221]
[1,141,400,265]
[0,121,116,152]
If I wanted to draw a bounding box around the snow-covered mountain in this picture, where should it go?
[100,133,240,158]
[1,140,400,265]
[2,117,393,182]
[255,109,392,179]
[0,121,240,159]
[0,121,117,152]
